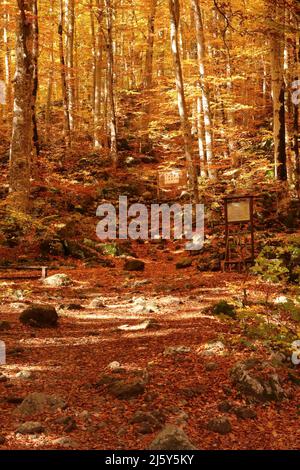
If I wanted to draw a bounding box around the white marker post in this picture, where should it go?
[0,341,6,365]
[0,80,6,105]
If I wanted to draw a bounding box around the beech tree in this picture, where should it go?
[169,0,199,202]
[9,0,34,212]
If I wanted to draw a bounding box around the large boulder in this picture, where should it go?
[16,392,66,417]
[19,304,58,328]
[230,359,286,402]
[148,425,196,450]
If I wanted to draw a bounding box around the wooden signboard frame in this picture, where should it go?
[222,194,255,272]
[157,168,188,198]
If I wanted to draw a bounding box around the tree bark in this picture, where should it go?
[59,0,71,148]
[9,0,34,212]
[169,0,199,202]
[32,0,40,157]
[191,0,214,178]
[105,0,118,167]
[270,1,287,181]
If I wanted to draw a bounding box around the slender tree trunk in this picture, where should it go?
[93,0,104,149]
[169,0,199,202]
[191,0,214,178]
[270,1,287,181]
[142,0,158,151]
[45,0,55,141]
[59,0,71,148]
[9,0,34,212]
[3,5,12,114]
[105,0,118,167]
[65,0,75,132]
[32,0,39,157]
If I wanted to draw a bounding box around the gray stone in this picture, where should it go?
[230,360,286,402]
[201,341,226,356]
[164,346,191,356]
[43,274,72,287]
[233,406,257,420]
[88,298,106,309]
[207,416,232,435]
[16,370,34,380]
[52,437,78,448]
[148,425,196,450]
[16,421,45,435]
[16,392,66,417]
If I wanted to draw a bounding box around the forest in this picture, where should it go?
[0,0,300,455]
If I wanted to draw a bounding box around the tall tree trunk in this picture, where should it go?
[3,5,12,114]
[45,0,55,142]
[93,0,104,149]
[32,0,39,157]
[9,0,34,212]
[59,0,71,148]
[169,0,199,202]
[270,1,287,181]
[191,0,214,178]
[105,0,118,167]
[65,0,75,132]
[142,0,158,151]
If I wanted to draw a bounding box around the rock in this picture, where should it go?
[269,351,286,365]
[55,416,77,433]
[88,298,106,309]
[212,300,236,319]
[59,303,83,311]
[230,359,286,402]
[124,260,145,272]
[19,304,58,328]
[205,362,219,372]
[109,380,145,399]
[148,425,196,450]
[43,274,72,287]
[218,401,233,413]
[233,406,257,420]
[201,341,226,356]
[0,321,11,331]
[16,392,66,417]
[118,319,160,331]
[16,370,33,380]
[207,416,232,435]
[97,370,147,400]
[130,411,160,432]
[274,296,288,305]
[52,437,78,448]
[164,346,191,356]
[180,384,207,398]
[132,297,159,314]
[16,421,45,435]
[0,435,5,445]
[107,361,122,371]
[176,258,193,269]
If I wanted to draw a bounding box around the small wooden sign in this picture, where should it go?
[227,200,251,223]
[158,168,188,189]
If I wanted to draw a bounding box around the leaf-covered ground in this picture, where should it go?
[0,256,300,450]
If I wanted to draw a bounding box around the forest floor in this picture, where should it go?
[0,258,300,450]
[0,139,300,450]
